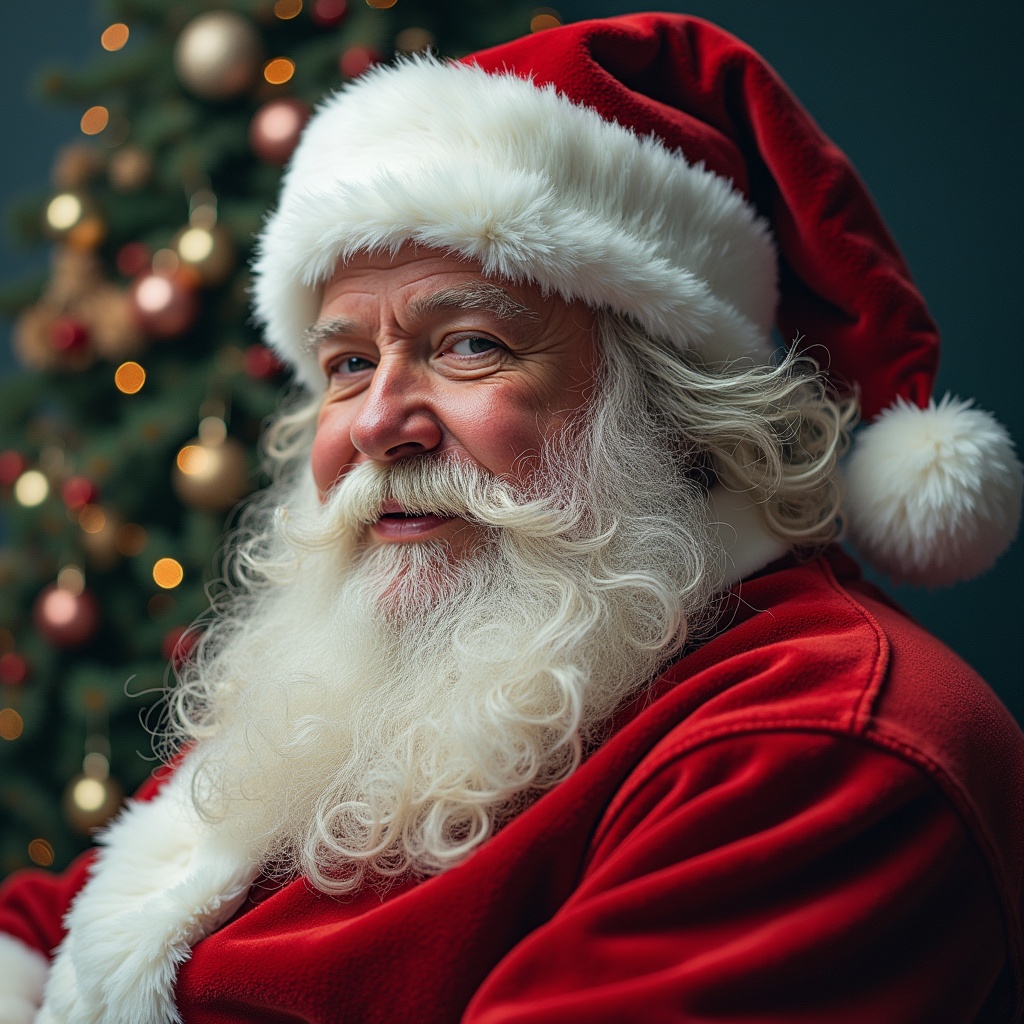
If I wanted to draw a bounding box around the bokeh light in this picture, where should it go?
[153,558,184,589]
[274,0,303,18]
[114,361,146,394]
[176,444,210,475]
[57,565,86,596]
[101,23,130,51]
[365,0,397,8]
[71,776,106,811]
[46,193,84,232]
[0,708,24,741]
[79,505,107,534]
[14,470,49,507]
[530,11,561,32]
[263,57,296,85]
[28,839,55,867]
[80,105,110,136]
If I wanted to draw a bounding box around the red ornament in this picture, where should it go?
[130,270,199,338]
[339,45,380,80]
[0,653,29,686]
[311,0,347,28]
[116,241,151,278]
[33,584,100,649]
[249,98,311,166]
[0,450,27,487]
[161,625,199,669]
[243,343,286,379]
[62,475,99,510]
[50,316,90,353]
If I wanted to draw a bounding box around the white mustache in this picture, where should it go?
[277,457,581,553]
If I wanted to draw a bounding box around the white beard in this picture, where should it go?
[163,382,725,894]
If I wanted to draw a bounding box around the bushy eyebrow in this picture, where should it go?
[302,316,360,355]
[301,282,536,355]
[407,283,537,323]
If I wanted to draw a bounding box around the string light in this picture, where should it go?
[114,361,146,394]
[46,193,84,232]
[57,565,86,596]
[70,776,107,812]
[273,0,303,18]
[0,708,23,741]
[14,470,49,507]
[27,839,55,867]
[80,105,110,136]
[101,23,130,51]
[79,505,107,534]
[176,444,210,475]
[530,9,561,31]
[153,558,184,589]
[263,58,295,85]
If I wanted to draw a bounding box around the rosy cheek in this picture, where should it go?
[310,409,357,499]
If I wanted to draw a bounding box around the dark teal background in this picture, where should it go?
[2,2,1021,720]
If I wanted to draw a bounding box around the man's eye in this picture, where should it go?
[331,355,376,375]
[448,336,502,356]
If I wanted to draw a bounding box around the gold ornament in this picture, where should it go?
[47,245,105,307]
[51,144,105,190]
[173,11,264,100]
[77,285,147,359]
[172,222,235,286]
[173,421,251,512]
[78,504,123,570]
[394,27,435,54]
[63,751,123,834]
[12,305,94,373]
[108,146,154,191]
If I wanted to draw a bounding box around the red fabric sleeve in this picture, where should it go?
[464,731,1010,1024]
[0,765,171,960]
[0,853,96,960]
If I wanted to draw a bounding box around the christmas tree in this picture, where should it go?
[0,0,546,875]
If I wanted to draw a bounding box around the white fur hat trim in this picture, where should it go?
[251,55,778,392]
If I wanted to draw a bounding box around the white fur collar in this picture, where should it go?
[38,757,257,1024]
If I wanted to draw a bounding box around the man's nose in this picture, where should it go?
[349,359,443,462]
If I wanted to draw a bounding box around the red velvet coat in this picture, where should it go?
[2,549,1022,1022]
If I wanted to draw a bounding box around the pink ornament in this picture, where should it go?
[243,343,286,379]
[0,653,29,686]
[62,476,99,510]
[0,451,27,487]
[339,45,380,80]
[33,584,100,649]
[116,241,151,278]
[130,270,199,338]
[249,98,311,166]
[50,317,89,353]
[311,0,347,28]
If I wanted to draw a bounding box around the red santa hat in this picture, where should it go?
[251,13,1021,587]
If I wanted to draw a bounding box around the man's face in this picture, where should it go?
[309,245,599,558]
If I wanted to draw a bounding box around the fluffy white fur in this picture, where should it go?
[0,932,48,1024]
[251,55,777,392]
[844,395,1023,586]
[37,760,256,1024]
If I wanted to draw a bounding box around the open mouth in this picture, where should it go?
[372,502,456,540]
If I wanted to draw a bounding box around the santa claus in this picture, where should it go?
[2,13,1022,1024]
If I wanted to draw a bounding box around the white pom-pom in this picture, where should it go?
[844,394,1022,586]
